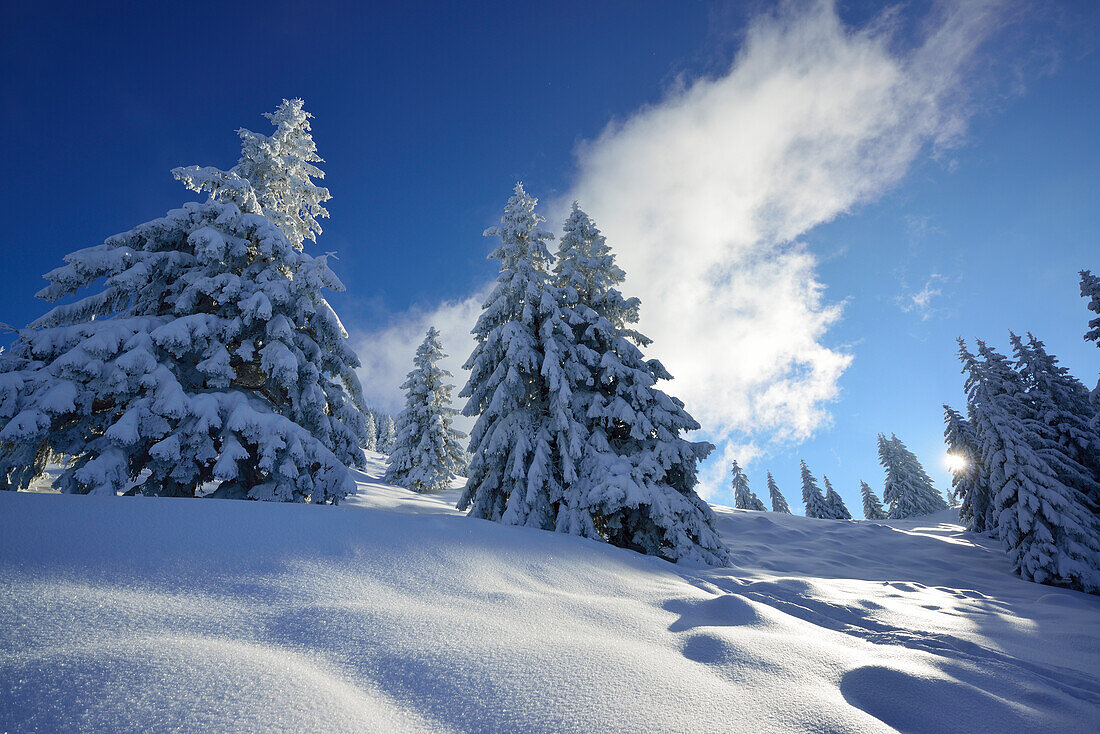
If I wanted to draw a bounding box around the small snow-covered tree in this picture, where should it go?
[860,481,887,520]
[943,403,990,532]
[550,202,726,564]
[366,408,386,446]
[878,433,947,519]
[0,159,366,501]
[174,99,330,251]
[767,472,791,514]
[800,461,829,519]
[384,327,467,493]
[377,413,396,454]
[961,339,1100,591]
[363,411,377,452]
[823,475,852,519]
[732,460,766,511]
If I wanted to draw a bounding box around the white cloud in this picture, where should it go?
[355,0,1007,499]
[898,275,946,320]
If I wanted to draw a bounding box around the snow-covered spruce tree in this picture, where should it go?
[549,202,727,564]
[458,183,579,531]
[366,408,385,446]
[823,475,852,520]
[878,433,947,519]
[363,411,377,452]
[860,481,887,520]
[732,460,767,511]
[961,339,1100,591]
[1081,270,1100,348]
[1011,333,1100,506]
[0,169,366,501]
[1080,270,1100,450]
[377,413,397,454]
[800,461,830,519]
[767,472,791,514]
[384,327,467,493]
[943,404,991,532]
[174,99,330,252]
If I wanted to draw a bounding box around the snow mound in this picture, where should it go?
[2,459,1098,732]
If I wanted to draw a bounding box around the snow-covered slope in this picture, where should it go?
[2,452,1098,733]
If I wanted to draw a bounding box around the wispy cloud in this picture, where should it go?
[897,274,946,321]
[356,0,1011,498]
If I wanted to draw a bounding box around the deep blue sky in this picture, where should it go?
[2,1,1097,510]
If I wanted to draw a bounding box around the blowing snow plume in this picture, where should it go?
[358,0,1009,494]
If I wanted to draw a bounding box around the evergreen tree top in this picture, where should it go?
[1080,270,1100,345]
[1013,333,1092,409]
[412,326,451,376]
[174,98,330,251]
[483,182,554,272]
[860,480,887,520]
[558,205,623,297]
[766,471,792,513]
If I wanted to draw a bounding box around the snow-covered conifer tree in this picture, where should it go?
[943,404,990,532]
[1081,270,1100,348]
[384,327,467,493]
[458,183,575,531]
[363,411,377,452]
[1011,333,1100,505]
[549,202,727,564]
[823,475,852,520]
[767,472,791,514]
[961,339,1100,591]
[800,461,829,519]
[378,414,396,454]
[1080,270,1100,454]
[878,433,947,519]
[366,408,385,446]
[0,127,367,501]
[174,99,330,251]
[732,460,767,511]
[860,481,887,520]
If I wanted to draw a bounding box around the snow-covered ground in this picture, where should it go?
[2,452,1098,733]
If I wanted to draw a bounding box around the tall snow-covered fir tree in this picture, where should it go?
[459,193,727,565]
[1010,332,1100,506]
[767,472,791,514]
[943,404,990,532]
[822,476,852,520]
[801,461,830,519]
[0,109,368,501]
[878,433,948,519]
[174,99,330,252]
[732,460,766,511]
[549,202,727,564]
[457,183,575,531]
[960,339,1100,592]
[860,481,887,520]
[384,327,467,493]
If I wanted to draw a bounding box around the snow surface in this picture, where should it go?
[2,451,1099,732]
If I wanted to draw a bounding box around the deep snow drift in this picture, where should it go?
[2,452,1098,733]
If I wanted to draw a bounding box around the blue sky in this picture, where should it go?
[2,1,1097,510]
